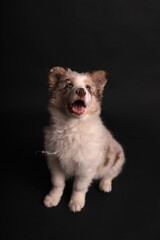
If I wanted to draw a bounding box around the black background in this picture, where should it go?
[2,1,160,240]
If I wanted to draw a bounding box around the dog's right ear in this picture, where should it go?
[48,67,66,91]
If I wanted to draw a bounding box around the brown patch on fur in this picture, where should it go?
[103,146,111,167]
[59,87,70,95]
[104,157,110,167]
[112,152,121,167]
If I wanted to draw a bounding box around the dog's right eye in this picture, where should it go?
[66,83,73,88]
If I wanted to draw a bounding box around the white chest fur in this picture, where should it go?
[49,116,107,177]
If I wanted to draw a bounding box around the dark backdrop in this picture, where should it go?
[2,1,160,240]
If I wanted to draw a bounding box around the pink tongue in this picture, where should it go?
[72,105,83,111]
[72,102,85,114]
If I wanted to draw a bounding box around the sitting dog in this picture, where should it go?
[44,67,125,212]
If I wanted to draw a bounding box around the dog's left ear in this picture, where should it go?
[91,70,108,93]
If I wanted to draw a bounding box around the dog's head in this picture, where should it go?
[48,67,108,118]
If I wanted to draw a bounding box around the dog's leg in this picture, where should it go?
[44,165,65,208]
[68,176,92,212]
[99,147,125,193]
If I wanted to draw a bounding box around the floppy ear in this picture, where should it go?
[48,67,66,91]
[91,70,108,94]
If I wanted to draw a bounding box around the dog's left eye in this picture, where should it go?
[86,85,91,91]
[66,83,73,88]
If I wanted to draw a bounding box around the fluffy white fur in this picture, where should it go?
[44,67,125,212]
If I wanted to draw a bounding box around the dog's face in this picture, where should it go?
[48,67,108,118]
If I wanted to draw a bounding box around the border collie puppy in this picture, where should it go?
[44,67,125,212]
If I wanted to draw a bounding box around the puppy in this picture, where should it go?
[44,67,125,212]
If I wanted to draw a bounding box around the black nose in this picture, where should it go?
[76,88,86,97]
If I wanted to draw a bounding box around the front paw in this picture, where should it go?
[68,198,85,212]
[43,194,60,208]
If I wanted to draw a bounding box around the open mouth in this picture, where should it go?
[68,100,86,116]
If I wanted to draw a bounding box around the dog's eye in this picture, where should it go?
[66,83,73,88]
[86,85,91,91]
